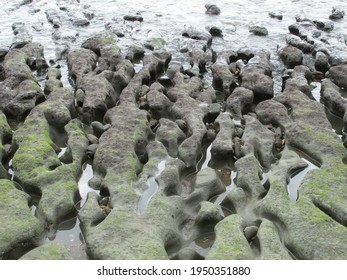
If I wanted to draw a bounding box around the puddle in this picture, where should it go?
[134,60,144,73]
[78,162,98,207]
[310,82,321,102]
[187,232,216,258]
[286,147,320,202]
[39,162,96,259]
[201,144,212,170]
[261,169,272,186]
[43,216,87,260]
[137,159,166,214]
[7,159,14,181]
[211,170,237,217]
[232,118,242,126]
[57,147,67,159]
[59,63,73,89]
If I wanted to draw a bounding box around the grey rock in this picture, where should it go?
[156,118,186,157]
[0,45,9,58]
[226,87,254,118]
[208,103,221,121]
[186,167,225,207]
[147,83,173,119]
[314,51,330,73]
[320,79,347,118]
[206,215,254,260]
[208,25,223,37]
[286,34,313,53]
[87,144,98,159]
[241,115,275,169]
[329,7,345,20]
[19,243,73,260]
[269,11,283,20]
[257,220,291,260]
[195,201,223,226]
[45,9,62,28]
[313,20,334,32]
[11,22,33,48]
[255,99,291,128]
[211,113,234,161]
[0,179,44,258]
[205,4,221,15]
[73,18,90,27]
[326,64,347,88]
[212,64,238,95]
[249,25,268,36]
[126,45,145,62]
[182,29,212,41]
[283,65,312,98]
[278,45,303,68]
[243,225,258,242]
[91,121,107,138]
[123,15,143,22]
[87,134,99,144]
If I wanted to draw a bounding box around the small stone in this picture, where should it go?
[329,7,345,20]
[205,4,221,15]
[278,45,303,68]
[103,124,111,131]
[87,144,98,159]
[91,121,105,138]
[73,18,90,27]
[243,226,258,242]
[208,103,221,122]
[313,20,334,32]
[0,45,9,58]
[83,11,95,20]
[268,11,283,20]
[123,15,143,22]
[249,25,268,36]
[208,26,223,37]
[75,89,85,106]
[87,134,99,144]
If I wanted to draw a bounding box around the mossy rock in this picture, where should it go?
[19,243,73,260]
[257,219,291,260]
[0,179,44,258]
[206,214,254,260]
[258,158,347,259]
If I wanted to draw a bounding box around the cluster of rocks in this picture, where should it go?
[0,3,346,260]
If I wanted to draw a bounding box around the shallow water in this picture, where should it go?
[39,162,95,259]
[78,162,98,207]
[1,0,346,91]
[287,158,319,202]
[137,159,166,214]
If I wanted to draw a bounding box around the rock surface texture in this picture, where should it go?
[0,1,346,260]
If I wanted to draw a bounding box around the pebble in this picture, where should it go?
[205,4,221,15]
[329,7,345,20]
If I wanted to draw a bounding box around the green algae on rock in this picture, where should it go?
[0,179,44,258]
[19,242,73,260]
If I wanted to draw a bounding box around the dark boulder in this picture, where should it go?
[314,51,330,73]
[269,11,283,20]
[329,7,345,20]
[249,25,268,36]
[205,4,221,15]
[327,64,347,88]
[278,45,303,68]
[123,15,143,22]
